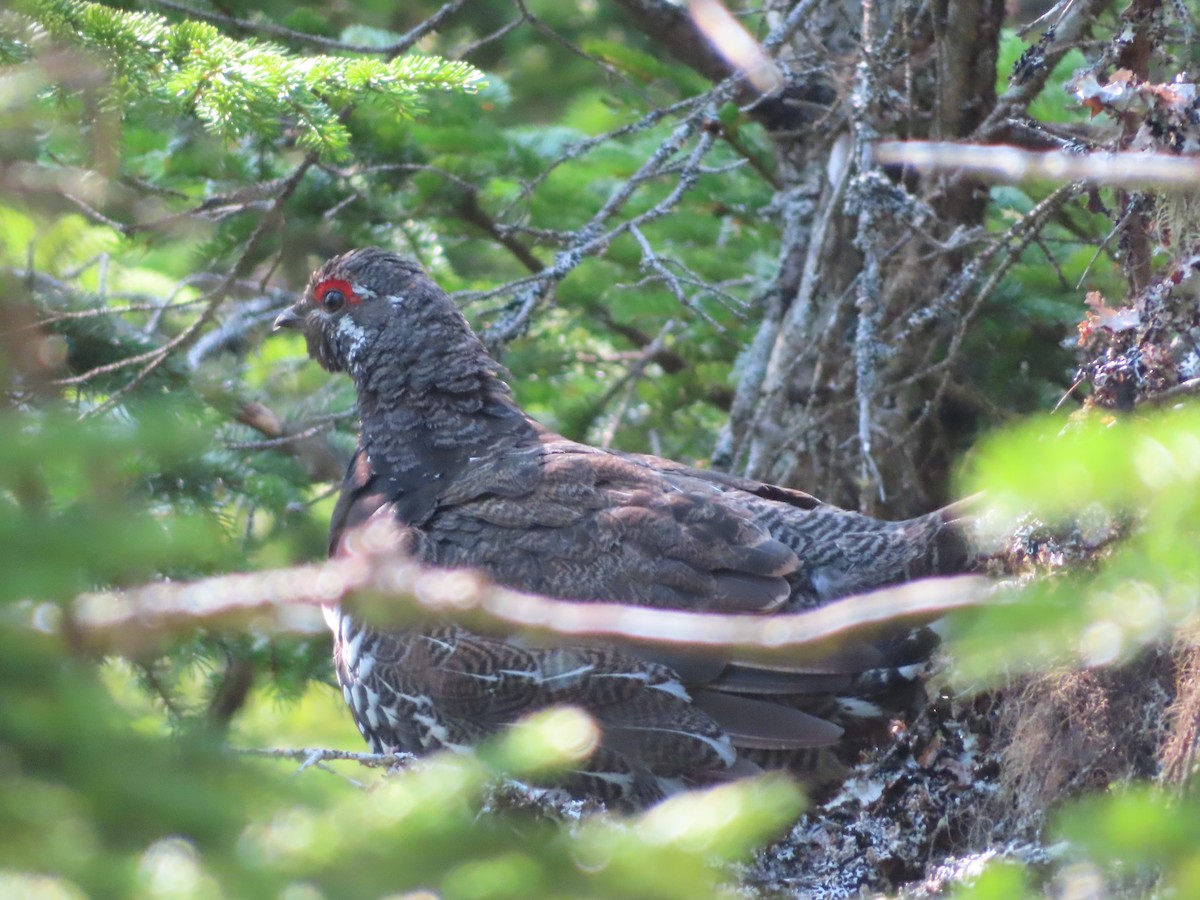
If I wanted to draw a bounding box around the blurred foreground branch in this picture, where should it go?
[58,523,986,666]
[874,141,1200,190]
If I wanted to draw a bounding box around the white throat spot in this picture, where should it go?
[336,316,369,364]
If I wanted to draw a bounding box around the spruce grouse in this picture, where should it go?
[274,247,971,806]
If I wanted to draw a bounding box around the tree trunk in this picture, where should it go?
[711,0,1006,516]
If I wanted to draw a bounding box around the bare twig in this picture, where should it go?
[61,155,317,418]
[1140,376,1200,407]
[455,14,528,59]
[457,190,545,274]
[596,317,680,449]
[239,747,415,769]
[225,401,350,483]
[33,296,213,325]
[480,113,725,347]
[630,226,721,327]
[875,142,1200,191]
[57,522,988,667]
[889,182,1081,445]
[497,95,709,220]
[226,408,355,450]
[152,0,469,59]
[848,0,887,505]
[977,0,1110,140]
[62,191,134,236]
[514,0,644,95]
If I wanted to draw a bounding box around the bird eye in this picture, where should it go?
[321,289,346,313]
[314,277,357,313]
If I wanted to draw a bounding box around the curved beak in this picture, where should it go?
[273,307,305,332]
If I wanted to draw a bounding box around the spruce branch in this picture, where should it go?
[21,0,483,161]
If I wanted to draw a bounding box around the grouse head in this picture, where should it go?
[273,248,494,393]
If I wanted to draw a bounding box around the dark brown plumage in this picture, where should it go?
[274,247,971,806]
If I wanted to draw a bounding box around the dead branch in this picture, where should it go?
[876,142,1200,191]
[57,522,987,667]
[61,154,316,418]
[239,746,414,769]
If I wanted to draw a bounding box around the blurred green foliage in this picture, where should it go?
[954,408,1200,679]
[0,1,804,896]
[943,404,1200,898]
